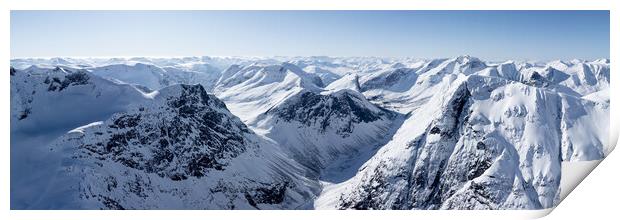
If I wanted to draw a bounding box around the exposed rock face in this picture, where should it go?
[334,75,606,210]
[336,82,477,210]
[10,67,147,132]
[10,56,610,210]
[78,85,251,180]
[269,90,393,135]
[45,70,91,91]
[360,68,418,92]
[46,84,318,209]
[253,89,399,171]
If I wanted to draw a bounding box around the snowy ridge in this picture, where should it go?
[324,73,361,92]
[10,67,152,209]
[350,55,610,114]
[213,63,324,123]
[326,74,608,210]
[10,55,610,210]
[30,84,319,209]
[10,66,150,136]
[251,88,399,171]
[89,63,221,92]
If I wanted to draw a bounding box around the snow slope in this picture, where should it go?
[251,89,400,171]
[323,75,608,210]
[324,73,361,92]
[354,56,609,115]
[10,67,152,209]
[10,56,610,210]
[89,63,222,91]
[19,84,319,209]
[213,63,324,123]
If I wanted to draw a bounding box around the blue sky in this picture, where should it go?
[10,11,609,60]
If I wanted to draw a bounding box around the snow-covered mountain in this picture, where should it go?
[41,84,319,209]
[89,63,221,92]
[251,89,400,171]
[324,73,361,92]
[322,75,608,210]
[10,56,611,210]
[213,63,324,123]
[11,67,152,209]
[339,55,611,114]
[302,65,341,86]
[10,66,152,153]
[11,70,319,209]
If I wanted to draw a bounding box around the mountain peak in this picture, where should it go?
[11,56,610,210]
[594,58,610,64]
[156,84,229,114]
[454,55,481,63]
[267,90,392,130]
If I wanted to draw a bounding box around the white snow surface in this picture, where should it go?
[10,55,610,210]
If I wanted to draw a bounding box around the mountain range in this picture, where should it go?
[10,56,610,210]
